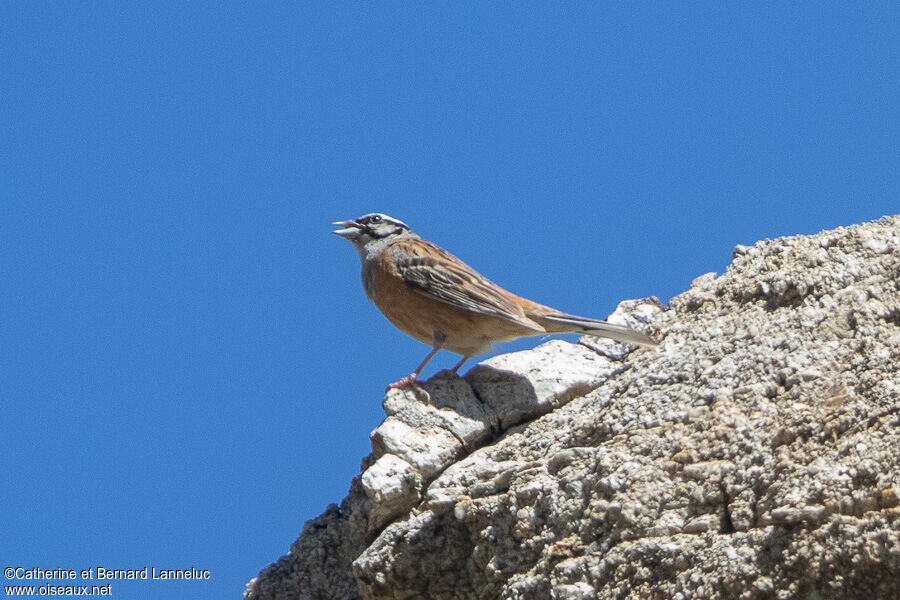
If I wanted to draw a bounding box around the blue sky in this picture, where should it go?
[2,3,897,598]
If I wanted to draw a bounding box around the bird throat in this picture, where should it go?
[358,232,418,300]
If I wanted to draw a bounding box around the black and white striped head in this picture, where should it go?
[332,213,412,245]
[332,213,416,254]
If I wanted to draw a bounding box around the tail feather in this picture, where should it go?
[534,313,658,346]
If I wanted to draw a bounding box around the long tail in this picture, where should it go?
[532,312,658,346]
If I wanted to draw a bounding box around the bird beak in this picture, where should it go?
[332,219,362,238]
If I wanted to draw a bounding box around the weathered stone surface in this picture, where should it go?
[244,480,370,600]
[467,339,631,431]
[246,216,900,600]
[360,454,421,534]
[370,417,463,480]
[383,375,493,450]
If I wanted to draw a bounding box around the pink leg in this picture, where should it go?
[450,355,469,374]
[387,334,446,390]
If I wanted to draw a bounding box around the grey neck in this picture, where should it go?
[357,230,419,300]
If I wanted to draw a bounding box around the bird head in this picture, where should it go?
[332,213,414,252]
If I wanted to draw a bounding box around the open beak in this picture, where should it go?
[332,219,362,238]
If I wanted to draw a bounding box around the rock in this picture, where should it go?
[370,417,462,480]
[245,215,900,600]
[360,455,421,534]
[467,339,627,430]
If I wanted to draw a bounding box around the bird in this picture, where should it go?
[333,213,657,389]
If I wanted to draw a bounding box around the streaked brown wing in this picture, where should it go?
[386,238,542,331]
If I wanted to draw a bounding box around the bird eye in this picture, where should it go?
[370,215,382,223]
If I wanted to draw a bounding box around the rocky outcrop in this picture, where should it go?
[245,216,900,600]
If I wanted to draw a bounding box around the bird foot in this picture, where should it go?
[386,373,430,402]
[387,373,419,389]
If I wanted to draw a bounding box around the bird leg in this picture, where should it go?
[450,355,469,374]
[387,333,445,390]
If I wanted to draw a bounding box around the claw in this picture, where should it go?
[387,373,419,390]
[386,373,430,402]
